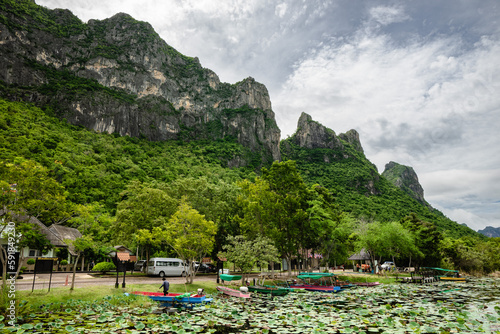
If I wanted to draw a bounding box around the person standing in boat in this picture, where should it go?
[159,277,170,296]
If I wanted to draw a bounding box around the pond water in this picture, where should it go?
[4,278,500,333]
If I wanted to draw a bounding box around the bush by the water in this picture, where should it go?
[92,262,116,274]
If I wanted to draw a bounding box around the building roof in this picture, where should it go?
[1,210,83,256]
[348,248,371,261]
[1,210,67,248]
[48,224,83,256]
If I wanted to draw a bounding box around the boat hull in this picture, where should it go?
[217,286,251,298]
[248,285,290,296]
[219,274,242,282]
[439,277,466,282]
[132,291,212,305]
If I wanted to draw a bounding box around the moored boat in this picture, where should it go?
[303,285,341,293]
[220,274,242,282]
[247,285,290,296]
[132,291,212,306]
[354,282,381,287]
[439,277,467,282]
[217,286,251,298]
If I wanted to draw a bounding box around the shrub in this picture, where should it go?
[26,259,35,265]
[92,261,116,274]
[60,260,68,265]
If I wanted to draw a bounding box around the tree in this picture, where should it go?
[67,236,95,290]
[160,177,242,260]
[354,220,385,268]
[0,159,70,284]
[218,235,279,283]
[307,185,353,268]
[133,229,162,272]
[114,181,177,265]
[252,161,311,276]
[379,221,421,268]
[400,213,442,267]
[156,197,217,284]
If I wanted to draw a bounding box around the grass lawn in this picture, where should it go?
[17,281,220,312]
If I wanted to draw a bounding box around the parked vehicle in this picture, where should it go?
[198,263,216,273]
[381,261,395,270]
[147,258,189,277]
[134,260,146,271]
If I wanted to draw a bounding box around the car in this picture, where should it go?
[197,263,217,273]
[134,260,146,271]
[380,261,395,270]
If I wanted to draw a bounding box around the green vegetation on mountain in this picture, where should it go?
[0,99,255,213]
[280,136,476,239]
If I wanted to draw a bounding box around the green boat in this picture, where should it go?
[220,274,242,282]
[248,285,290,296]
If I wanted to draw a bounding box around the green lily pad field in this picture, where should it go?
[3,278,499,333]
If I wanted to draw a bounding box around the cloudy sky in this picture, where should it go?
[37,0,500,231]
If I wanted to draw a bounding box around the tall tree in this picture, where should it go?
[0,159,70,284]
[218,235,279,283]
[261,161,311,276]
[114,181,177,264]
[307,185,353,267]
[400,213,442,267]
[156,197,216,284]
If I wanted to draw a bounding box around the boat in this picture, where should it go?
[132,291,212,306]
[421,267,465,282]
[219,274,242,282]
[298,272,335,277]
[290,273,344,292]
[247,285,290,296]
[217,286,251,298]
[439,277,467,282]
[354,282,381,287]
[303,286,341,293]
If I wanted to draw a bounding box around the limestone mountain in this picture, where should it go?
[382,161,429,207]
[0,0,280,166]
[477,226,500,238]
[281,112,379,195]
[280,113,478,238]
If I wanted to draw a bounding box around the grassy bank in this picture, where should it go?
[17,281,219,313]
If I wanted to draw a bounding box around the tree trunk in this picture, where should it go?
[286,256,292,277]
[70,253,81,290]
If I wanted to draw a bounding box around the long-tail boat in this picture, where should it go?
[216,286,251,298]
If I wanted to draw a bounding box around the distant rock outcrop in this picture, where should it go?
[477,226,500,238]
[382,161,429,206]
[0,1,280,165]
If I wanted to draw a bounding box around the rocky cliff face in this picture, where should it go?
[0,0,280,165]
[281,112,380,195]
[382,161,428,206]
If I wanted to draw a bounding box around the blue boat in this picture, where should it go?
[132,291,212,307]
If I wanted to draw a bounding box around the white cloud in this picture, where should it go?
[369,5,410,26]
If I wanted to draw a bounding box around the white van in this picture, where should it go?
[147,258,188,277]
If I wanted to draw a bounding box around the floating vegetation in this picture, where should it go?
[3,278,500,333]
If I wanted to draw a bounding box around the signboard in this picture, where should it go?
[33,257,58,292]
[34,257,57,273]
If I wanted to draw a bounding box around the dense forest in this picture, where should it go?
[1,98,499,275]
